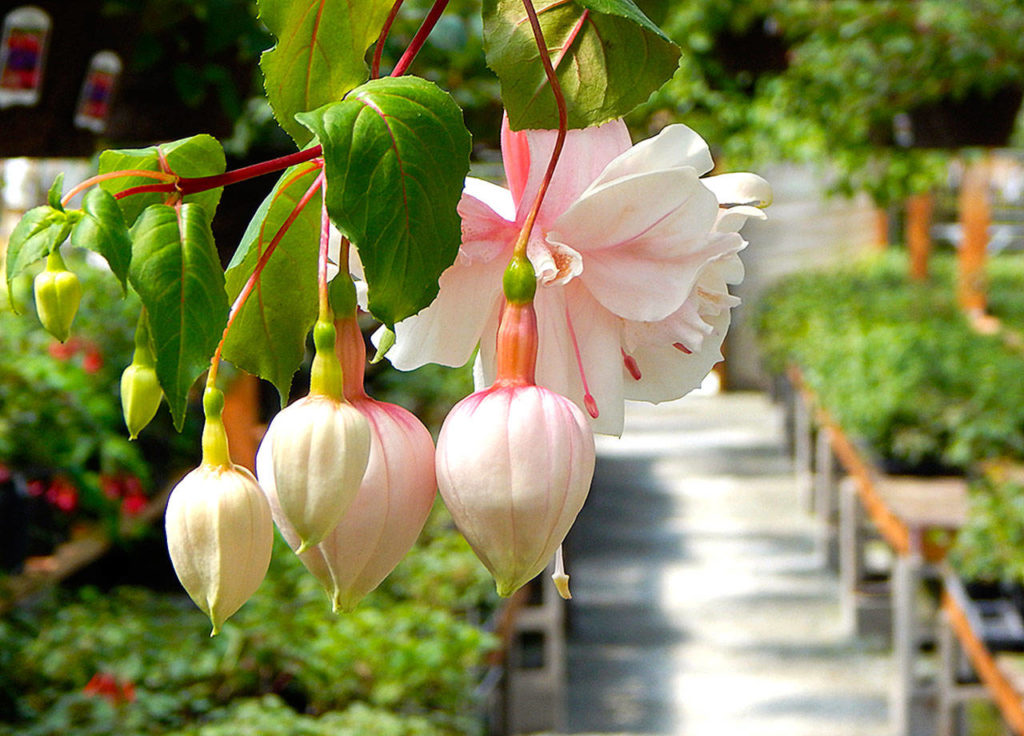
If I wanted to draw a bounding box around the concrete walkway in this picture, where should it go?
[561,391,892,736]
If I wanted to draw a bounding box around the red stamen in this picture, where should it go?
[564,305,598,418]
[673,342,692,354]
[622,349,641,381]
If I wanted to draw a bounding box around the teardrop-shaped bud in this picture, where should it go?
[33,251,81,343]
[164,463,273,634]
[321,397,436,610]
[120,362,162,439]
[436,384,595,597]
[256,398,435,610]
[261,395,371,551]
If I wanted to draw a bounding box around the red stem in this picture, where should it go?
[372,0,406,79]
[512,0,569,258]
[391,0,450,77]
[177,146,324,196]
[209,169,326,384]
[115,182,177,200]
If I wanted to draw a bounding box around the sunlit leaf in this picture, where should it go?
[129,204,229,429]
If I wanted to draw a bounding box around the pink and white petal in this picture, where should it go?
[534,284,626,436]
[527,236,582,286]
[515,121,632,228]
[459,187,518,263]
[501,116,531,207]
[702,173,772,208]
[715,205,767,234]
[551,168,718,253]
[382,255,506,371]
[463,177,516,222]
[589,124,715,190]
[623,307,731,404]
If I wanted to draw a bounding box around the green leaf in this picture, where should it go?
[71,188,133,293]
[258,0,393,146]
[98,135,227,225]
[5,206,72,301]
[47,173,65,211]
[129,203,229,429]
[483,0,680,129]
[223,163,323,402]
[296,76,471,328]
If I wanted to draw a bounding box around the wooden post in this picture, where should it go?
[222,373,261,471]
[873,207,890,249]
[958,157,990,315]
[906,192,933,281]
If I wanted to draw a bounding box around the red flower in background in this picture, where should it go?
[83,672,136,705]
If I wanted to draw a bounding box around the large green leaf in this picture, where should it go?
[99,135,227,225]
[258,0,393,146]
[70,187,133,293]
[4,206,74,298]
[483,0,680,130]
[129,204,229,429]
[297,77,471,328]
[223,163,323,401]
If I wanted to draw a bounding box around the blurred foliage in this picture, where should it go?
[756,252,1024,471]
[952,463,1024,586]
[633,0,1024,206]
[0,506,498,735]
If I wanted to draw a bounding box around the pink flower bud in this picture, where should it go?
[256,318,437,611]
[436,383,595,597]
[164,463,273,634]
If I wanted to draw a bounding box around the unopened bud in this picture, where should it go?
[120,363,162,439]
[164,463,273,634]
[34,250,81,342]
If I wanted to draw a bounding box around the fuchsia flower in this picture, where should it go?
[436,267,595,598]
[383,119,770,435]
[256,317,436,611]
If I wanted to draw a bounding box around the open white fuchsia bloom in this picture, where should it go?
[382,119,770,435]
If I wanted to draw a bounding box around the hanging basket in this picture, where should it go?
[904,86,1024,149]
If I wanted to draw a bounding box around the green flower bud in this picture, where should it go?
[33,250,81,343]
[120,363,162,439]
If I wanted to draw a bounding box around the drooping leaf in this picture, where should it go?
[129,203,229,429]
[483,0,680,130]
[223,163,324,402]
[258,0,393,145]
[99,135,227,225]
[297,76,471,328]
[5,206,74,303]
[71,187,133,293]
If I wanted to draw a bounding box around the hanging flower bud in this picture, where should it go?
[165,387,273,634]
[120,316,162,439]
[259,320,371,551]
[33,249,81,343]
[255,316,436,611]
[436,256,595,597]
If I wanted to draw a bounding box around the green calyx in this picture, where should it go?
[309,319,344,400]
[201,386,232,468]
[502,255,536,305]
[33,249,81,342]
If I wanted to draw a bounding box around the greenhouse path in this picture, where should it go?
[558,390,892,736]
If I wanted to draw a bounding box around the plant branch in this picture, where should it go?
[512,0,568,260]
[391,0,450,77]
[208,168,326,387]
[372,0,407,78]
[177,146,324,196]
[61,170,176,207]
